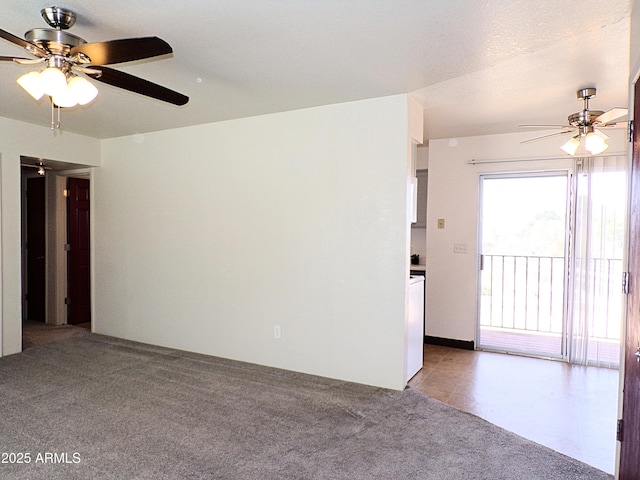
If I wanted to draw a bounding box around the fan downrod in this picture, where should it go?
[567,87,603,127]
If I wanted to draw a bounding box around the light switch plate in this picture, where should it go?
[454,243,468,254]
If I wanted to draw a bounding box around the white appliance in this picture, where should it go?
[406,275,425,382]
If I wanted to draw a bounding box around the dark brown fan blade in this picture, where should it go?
[86,66,188,106]
[0,28,47,56]
[70,37,172,66]
[0,56,31,62]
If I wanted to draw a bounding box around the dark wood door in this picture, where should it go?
[619,79,640,479]
[67,177,90,325]
[25,177,46,322]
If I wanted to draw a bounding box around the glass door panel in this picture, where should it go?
[478,173,569,357]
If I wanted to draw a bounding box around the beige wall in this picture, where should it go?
[631,0,640,82]
[0,117,100,356]
[95,95,413,390]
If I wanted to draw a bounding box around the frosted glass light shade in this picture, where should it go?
[584,132,608,155]
[52,84,79,108]
[560,136,580,156]
[17,71,45,100]
[20,70,99,108]
[39,67,67,97]
[67,76,98,105]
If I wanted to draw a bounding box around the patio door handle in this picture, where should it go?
[635,346,640,363]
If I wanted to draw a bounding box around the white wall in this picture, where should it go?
[426,129,628,342]
[0,117,100,356]
[631,0,640,82]
[95,95,413,390]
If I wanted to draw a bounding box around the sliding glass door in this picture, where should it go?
[478,158,627,366]
[478,172,569,358]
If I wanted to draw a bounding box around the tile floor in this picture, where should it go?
[409,344,619,474]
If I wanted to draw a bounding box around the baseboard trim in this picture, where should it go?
[424,336,475,351]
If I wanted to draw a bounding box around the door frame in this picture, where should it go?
[617,74,640,479]
[52,169,92,328]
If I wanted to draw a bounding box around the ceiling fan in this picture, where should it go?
[521,88,627,156]
[0,6,188,128]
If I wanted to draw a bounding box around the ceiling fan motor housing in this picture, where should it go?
[25,28,86,56]
[568,109,604,128]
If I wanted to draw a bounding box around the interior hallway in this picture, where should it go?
[21,319,91,350]
[409,344,618,474]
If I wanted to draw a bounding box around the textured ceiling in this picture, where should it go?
[0,0,632,141]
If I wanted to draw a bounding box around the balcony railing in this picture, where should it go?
[480,254,622,342]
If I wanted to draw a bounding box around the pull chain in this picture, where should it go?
[50,98,61,130]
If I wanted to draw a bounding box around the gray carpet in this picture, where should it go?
[0,332,612,480]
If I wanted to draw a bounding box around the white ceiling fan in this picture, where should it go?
[521,88,628,156]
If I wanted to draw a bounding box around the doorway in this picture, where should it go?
[23,175,47,322]
[478,172,570,358]
[20,159,92,336]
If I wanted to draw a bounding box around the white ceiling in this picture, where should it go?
[0,0,632,141]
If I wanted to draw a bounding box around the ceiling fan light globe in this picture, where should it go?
[585,132,608,155]
[560,136,580,156]
[68,76,98,105]
[52,85,79,108]
[587,141,608,155]
[39,67,67,97]
[17,71,45,100]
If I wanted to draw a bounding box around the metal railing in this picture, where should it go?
[480,254,622,341]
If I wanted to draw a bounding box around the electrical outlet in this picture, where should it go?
[437,218,445,229]
[273,325,282,340]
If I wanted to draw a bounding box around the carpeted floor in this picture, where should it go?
[21,319,90,350]
[0,332,613,479]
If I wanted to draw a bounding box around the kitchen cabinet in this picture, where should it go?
[411,267,427,331]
